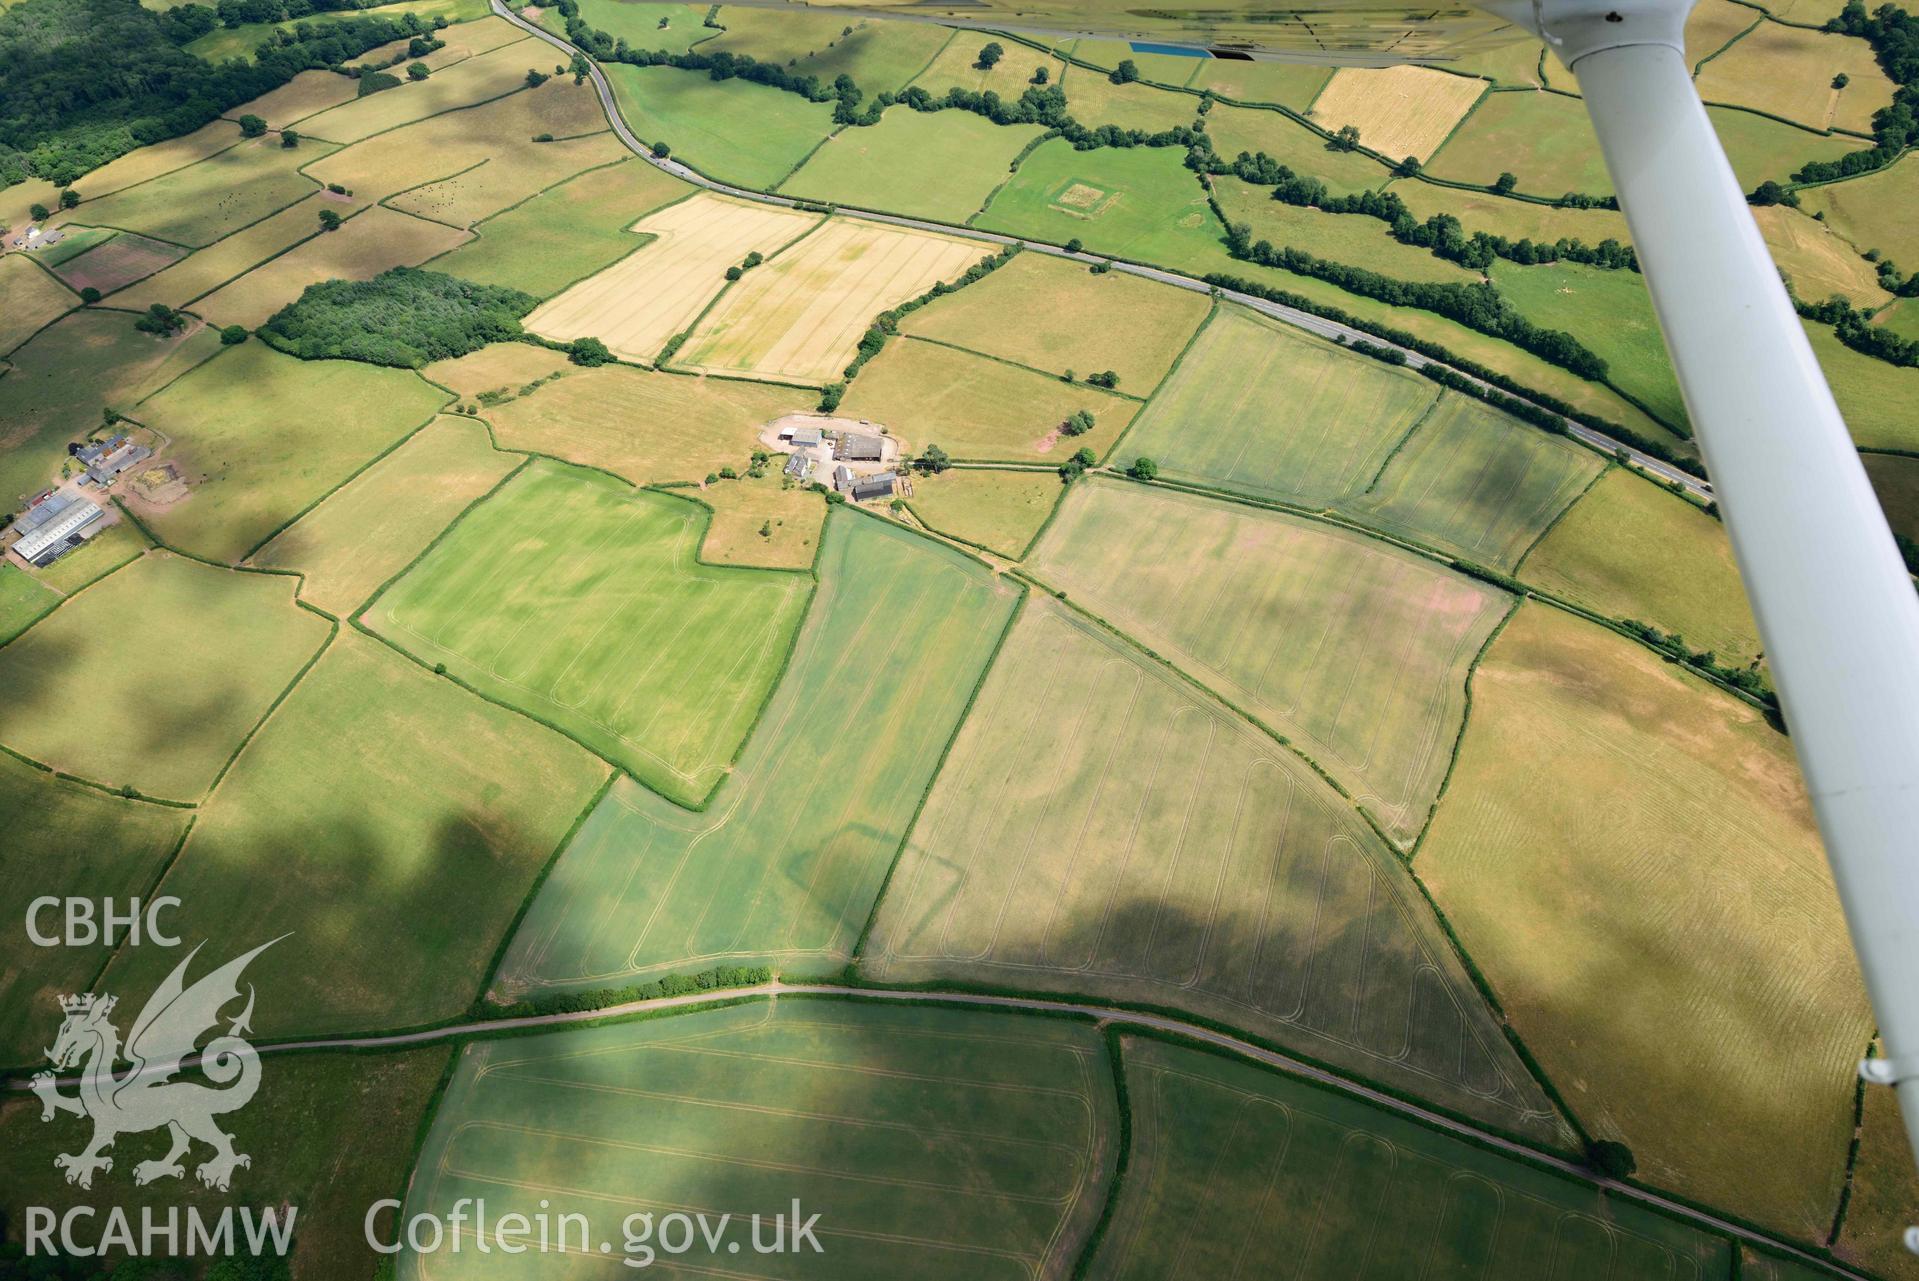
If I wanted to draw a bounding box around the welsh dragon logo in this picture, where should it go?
[30,938,281,1192]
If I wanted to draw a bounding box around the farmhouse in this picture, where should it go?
[10,495,106,567]
[850,471,898,503]
[73,436,153,487]
[838,432,884,462]
[784,452,813,481]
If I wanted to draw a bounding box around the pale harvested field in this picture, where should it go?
[694,471,827,569]
[1308,66,1487,161]
[0,256,75,355]
[526,193,819,363]
[113,193,362,312]
[1695,19,1893,133]
[1418,603,1870,1239]
[307,82,613,206]
[250,416,520,615]
[421,340,571,399]
[679,219,986,385]
[49,233,185,296]
[866,597,1565,1142]
[293,38,538,143]
[195,206,469,328]
[1753,203,1891,307]
[224,70,361,129]
[482,359,810,483]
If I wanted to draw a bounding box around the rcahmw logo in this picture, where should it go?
[24,937,297,1259]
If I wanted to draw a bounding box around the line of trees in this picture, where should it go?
[819,246,1017,411]
[489,964,775,1017]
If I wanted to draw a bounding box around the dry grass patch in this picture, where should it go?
[224,69,361,129]
[1418,603,1868,1239]
[1056,61,1201,133]
[1695,20,1893,132]
[114,194,358,312]
[679,219,983,385]
[840,338,1137,462]
[75,135,334,248]
[294,38,537,143]
[195,206,469,328]
[421,340,571,398]
[525,193,818,363]
[1801,153,1919,269]
[483,360,809,482]
[388,129,628,229]
[691,472,826,569]
[0,256,75,355]
[1308,65,1486,162]
[905,466,1064,558]
[250,415,521,615]
[1754,204,1889,307]
[48,233,185,297]
[902,251,1209,389]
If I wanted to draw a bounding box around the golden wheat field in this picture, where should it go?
[1308,65,1487,161]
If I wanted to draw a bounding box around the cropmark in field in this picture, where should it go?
[1307,65,1487,162]
[1029,479,1509,845]
[526,192,819,363]
[678,220,985,386]
[866,596,1561,1140]
[494,513,1019,994]
[364,461,810,808]
[401,1001,1117,1280]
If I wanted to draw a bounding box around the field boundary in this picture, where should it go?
[899,332,1152,401]
[1408,594,1523,860]
[1069,1025,1133,1280]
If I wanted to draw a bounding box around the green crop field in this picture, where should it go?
[0,1046,450,1278]
[565,0,713,51]
[0,552,329,800]
[1519,467,1763,665]
[1056,60,1202,133]
[867,597,1560,1139]
[402,1000,1116,1280]
[1491,259,1688,429]
[1866,451,1919,544]
[0,752,188,1066]
[1802,152,1919,268]
[1213,176,1481,283]
[905,466,1066,557]
[1427,89,1614,197]
[73,135,334,247]
[136,341,450,563]
[1204,104,1392,197]
[1418,604,1870,1238]
[1338,391,1605,569]
[780,108,1044,223]
[703,10,954,92]
[1808,318,1919,451]
[605,64,836,189]
[1115,304,1439,506]
[977,139,1223,264]
[251,415,521,616]
[0,563,56,643]
[1028,479,1509,844]
[427,158,692,297]
[101,630,608,1036]
[365,461,810,806]
[840,338,1137,462]
[902,251,1210,390]
[494,512,1018,994]
[0,253,76,357]
[1089,1035,1729,1279]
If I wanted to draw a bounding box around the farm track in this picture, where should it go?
[490,0,1711,500]
[5,977,1869,1280]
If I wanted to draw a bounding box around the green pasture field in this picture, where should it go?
[904,466,1066,557]
[0,521,146,642]
[1027,478,1510,845]
[1339,391,1605,569]
[0,1047,450,1278]
[110,193,350,314]
[1807,318,1919,451]
[386,129,631,233]
[251,415,520,616]
[102,630,608,1037]
[779,108,1045,223]
[1056,60,1202,133]
[0,564,57,643]
[494,512,1018,994]
[702,9,953,92]
[909,32,1049,95]
[136,341,450,563]
[1426,89,1615,197]
[1055,36,1202,86]
[1213,177,1481,283]
[1802,152,1919,269]
[1417,603,1869,1238]
[840,337,1138,462]
[1453,39,1547,86]
[565,0,712,51]
[1694,19,1893,134]
[976,139,1222,264]
[294,37,538,144]
[0,254,76,357]
[1191,58,1334,109]
[1875,296,1919,342]
[1866,451,1919,544]
[1706,104,1867,190]
[0,551,328,800]
[187,0,488,60]
[1203,104,1392,197]
[402,1000,1116,1281]
[1382,177,1633,249]
[1754,202,1891,307]
[427,157,692,297]
[1519,466,1763,665]
[868,597,1561,1140]
[901,250,1210,389]
[0,754,188,1067]
[477,358,810,482]
[33,225,116,266]
[365,461,811,807]
[605,64,836,189]
[1834,1076,1919,1280]
[1491,258,1687,429]
[1116,304,1438,506]
[1090,1035,1729,1279]
[49,231,186,296]
[74,135,334,248]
